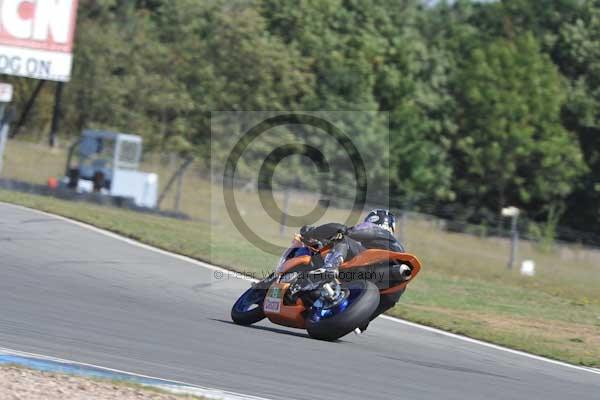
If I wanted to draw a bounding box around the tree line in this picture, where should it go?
[4,0,600,241]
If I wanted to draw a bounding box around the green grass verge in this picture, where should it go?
[1,189,599,367]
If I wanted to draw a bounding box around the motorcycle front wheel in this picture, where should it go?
[305,280,379,341]
[231,287,266,325]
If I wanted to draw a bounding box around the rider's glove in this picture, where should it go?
[322,249,343,271]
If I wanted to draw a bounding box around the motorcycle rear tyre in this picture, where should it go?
[306,280,379,341]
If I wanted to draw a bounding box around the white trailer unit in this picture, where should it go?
[68,130,158,208]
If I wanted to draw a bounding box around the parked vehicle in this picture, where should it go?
[64,130,158,208]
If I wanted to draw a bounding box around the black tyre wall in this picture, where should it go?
[306,280,379,341]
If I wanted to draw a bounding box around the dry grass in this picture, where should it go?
[393,304,600,366]
[1,138,599,366]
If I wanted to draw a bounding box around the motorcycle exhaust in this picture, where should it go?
[397,264,412,280]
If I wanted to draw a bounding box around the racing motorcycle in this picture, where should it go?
[230,230,422,340]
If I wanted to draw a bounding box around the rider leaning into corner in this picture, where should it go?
[293,209,405,333]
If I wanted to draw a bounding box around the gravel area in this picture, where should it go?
[0,365,203,400]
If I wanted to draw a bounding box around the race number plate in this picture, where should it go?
[263,286,284,313]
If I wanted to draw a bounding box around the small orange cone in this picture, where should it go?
[47,177,59,189]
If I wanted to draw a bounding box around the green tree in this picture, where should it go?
[154,0,314,156]
[262,0,455,206]
[62,1,194,151]
[555,0,600,232]
[452,33,585,218]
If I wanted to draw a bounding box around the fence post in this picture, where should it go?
[157,156,194,210]
[49,82,64,147]
[174,168,184,213]
[502,206,520,269]
[279,188,290,237]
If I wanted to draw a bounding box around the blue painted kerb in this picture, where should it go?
[0,354,185,387]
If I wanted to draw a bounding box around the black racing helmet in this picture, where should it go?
[364,209,396,234]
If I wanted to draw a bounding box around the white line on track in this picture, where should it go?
[0,346,271,400]
[3,202,600,378]
[379,316,600,376]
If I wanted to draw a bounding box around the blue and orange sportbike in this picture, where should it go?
[231,232,421,340]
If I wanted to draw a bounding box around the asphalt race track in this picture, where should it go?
[1,203,599,399]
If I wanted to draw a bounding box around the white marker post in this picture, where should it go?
[521,260,535,277]
[0,83,13,175]
[501,206,520,270]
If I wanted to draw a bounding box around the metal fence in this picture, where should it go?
[2,137,600,275]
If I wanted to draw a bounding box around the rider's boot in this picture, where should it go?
[323,249,343,272]
[308,249,343,278]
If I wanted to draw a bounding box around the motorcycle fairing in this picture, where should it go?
[263,282,306,329]
[265,249,421,328]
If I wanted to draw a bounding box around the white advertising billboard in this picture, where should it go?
[0,0,79,81]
